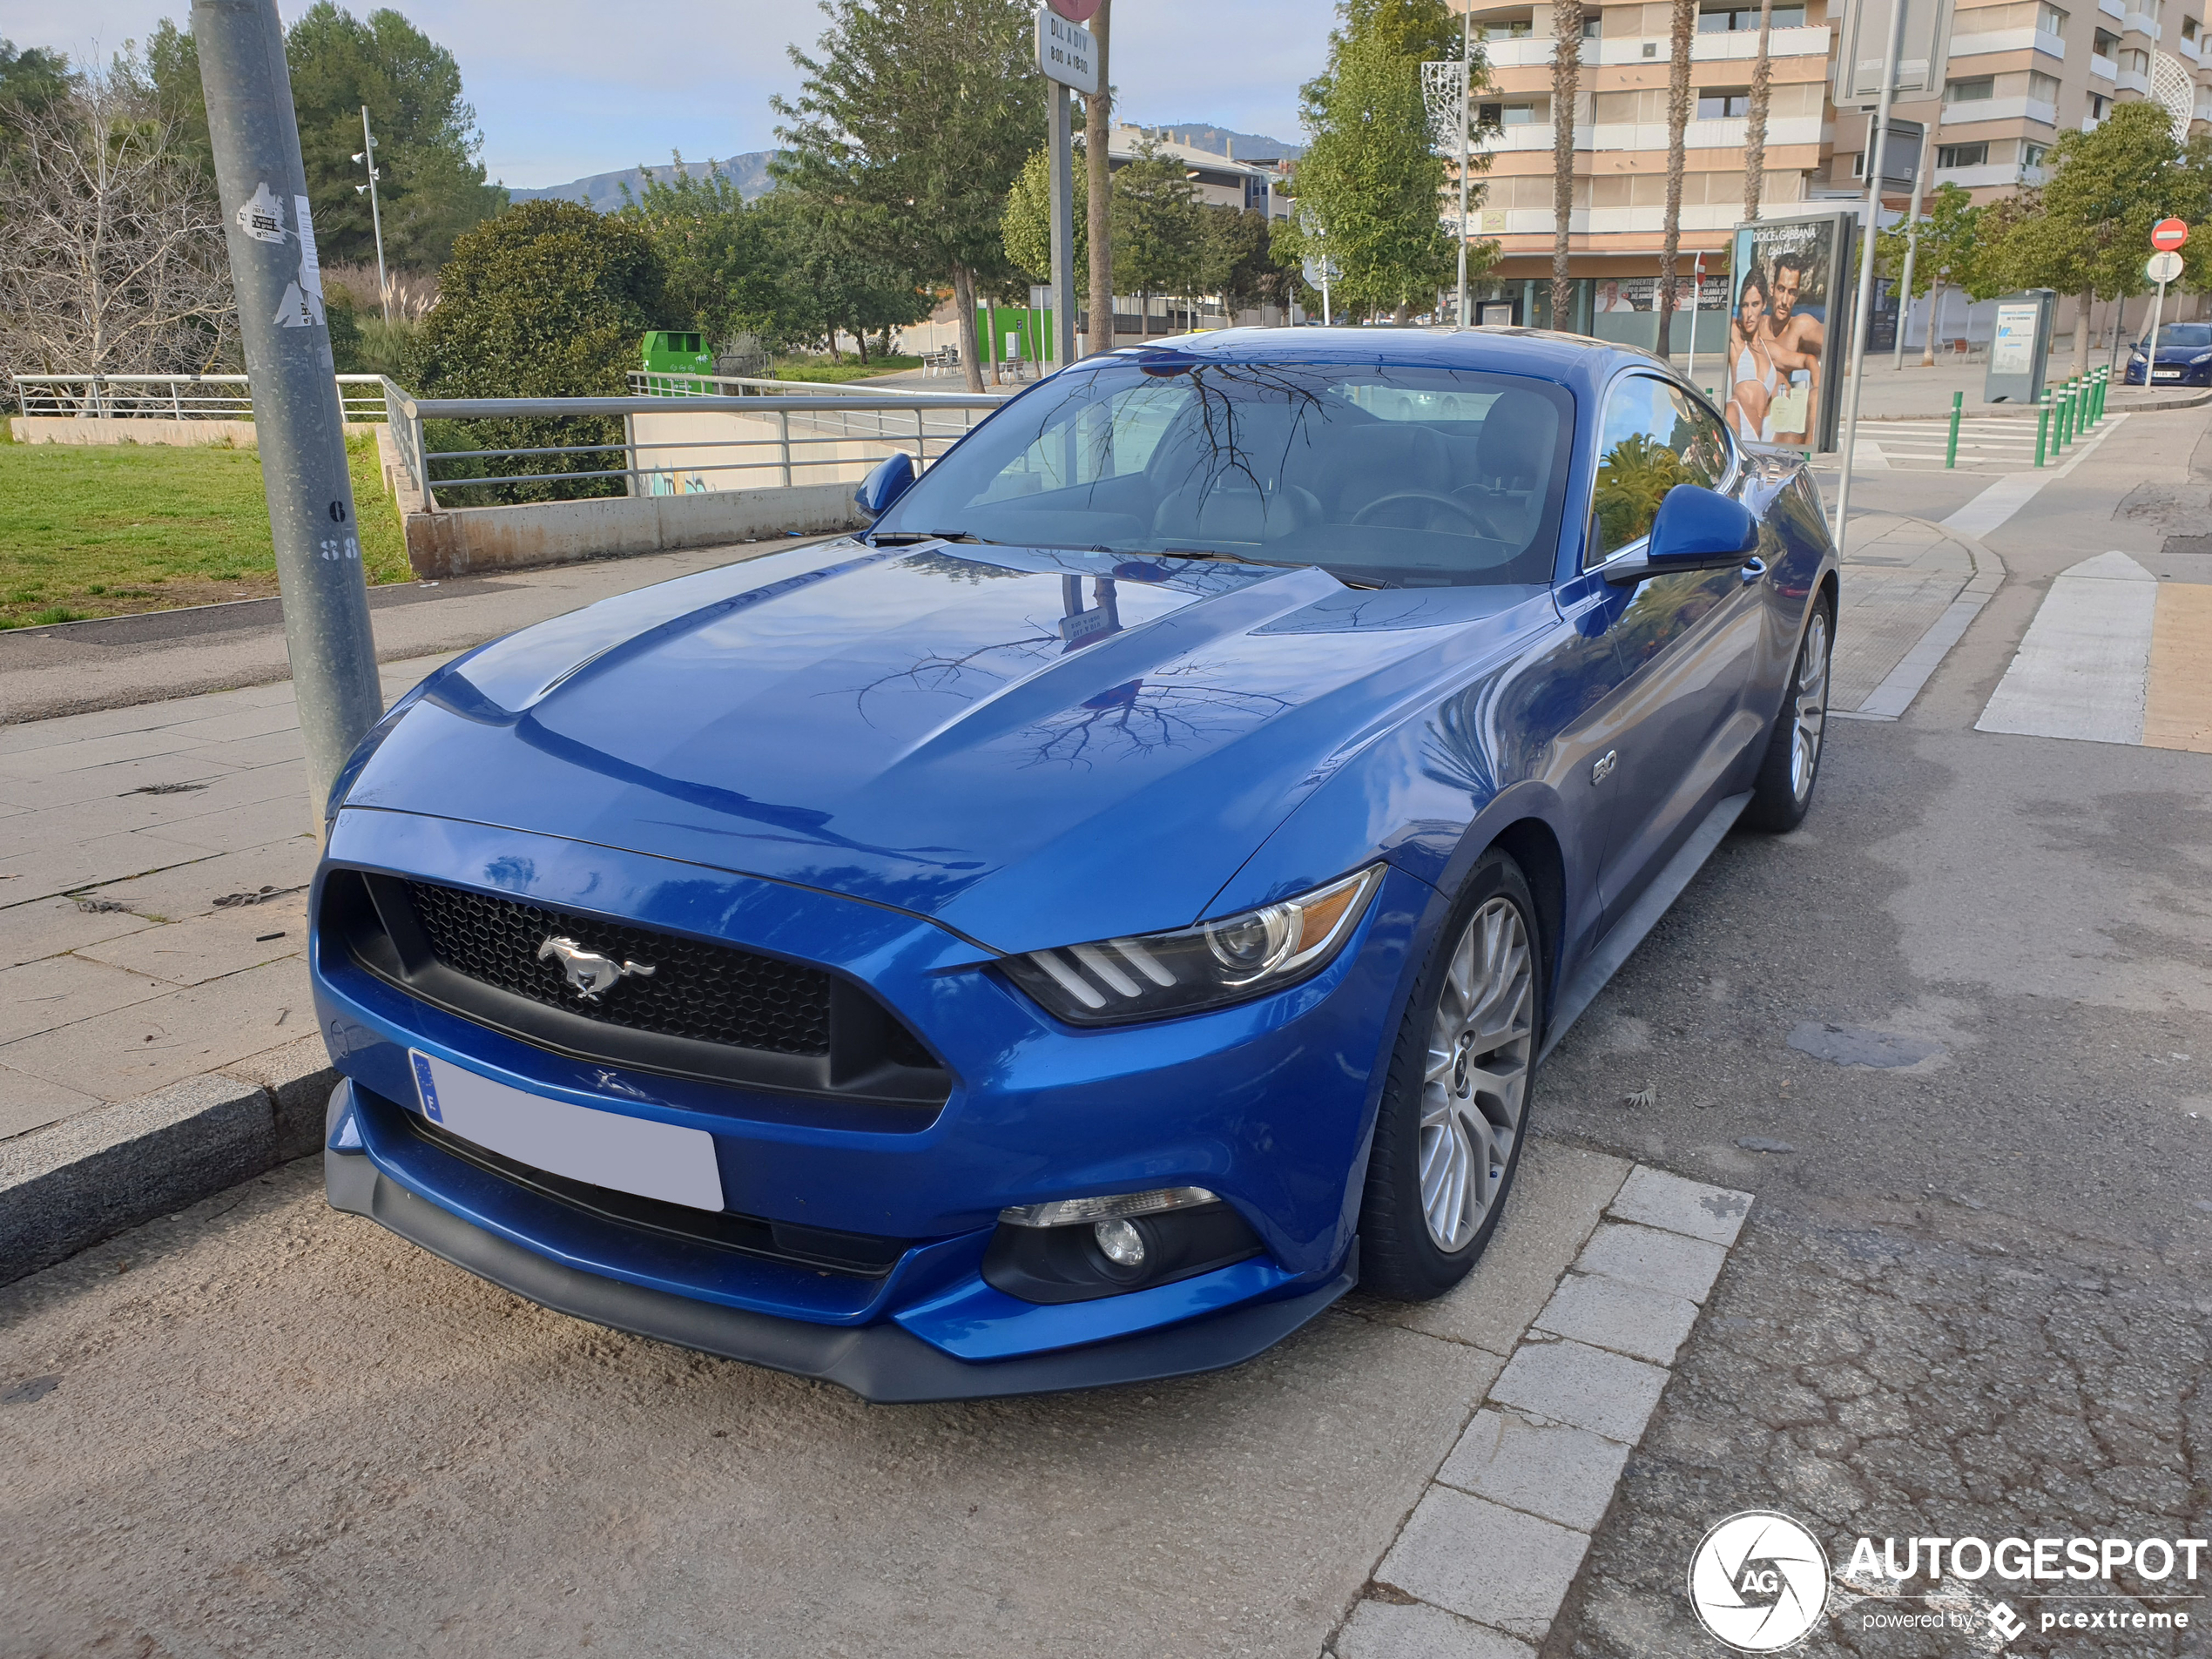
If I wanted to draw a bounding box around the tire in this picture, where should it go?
[1358,849,1543,1302]
[1742,593,1834,835]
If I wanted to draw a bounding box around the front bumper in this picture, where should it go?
[328,1082,1355,1402]
[311,810,1426,1396]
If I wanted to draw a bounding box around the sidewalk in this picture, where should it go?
[1839,352,2211,421]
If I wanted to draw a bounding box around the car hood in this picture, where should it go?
[346,539,1552,952]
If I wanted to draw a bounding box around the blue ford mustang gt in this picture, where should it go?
[311,327,1837,1400]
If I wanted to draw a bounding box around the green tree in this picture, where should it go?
[774,0,1045,391]
[1278,11,1461,320]
[1987,103,2207,371]
[145,5,503,273]
[1873,182,1984,367]
[615,156,800,353]
[1002,139,1088,285]
[403,200,665,500]
[1201,206,1283,316]
[1112,143,1207,325]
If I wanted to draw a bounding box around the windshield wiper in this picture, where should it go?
[1158,547,1278,568]
[869,529,986,545]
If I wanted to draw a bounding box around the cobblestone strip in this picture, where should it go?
[1327,1166,1755,1659]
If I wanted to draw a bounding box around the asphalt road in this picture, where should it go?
[3,406,2209,1658]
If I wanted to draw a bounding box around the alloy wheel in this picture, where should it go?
[1418,897,1534,1252]
[1790,610,1830,804]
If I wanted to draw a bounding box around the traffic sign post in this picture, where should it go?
[2142,247,2185,389]
[1034,5,1098,368]
[2151,218,2188,253]
[1300,253,1339,326]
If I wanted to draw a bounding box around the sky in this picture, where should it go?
[12,0,1339,188]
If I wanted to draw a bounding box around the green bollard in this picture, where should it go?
[2095,367,2108,424]
[1946,390,1962,469]
[2060,381,2074,448]
[2036,393,2051,467]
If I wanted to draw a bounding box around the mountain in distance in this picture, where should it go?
[506,124,1299,212]
[507,152,779,209]
[1123,123,1303,161]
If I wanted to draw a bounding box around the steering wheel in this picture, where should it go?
[1350,490,1482,534]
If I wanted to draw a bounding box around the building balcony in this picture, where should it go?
[1948,25,2067,57]
[1934,160,2033,187]
[2116,65,2153,90]
[2122,8,2161,36]
[1498,202,1748,235]
[1477,113,1823,154]
[1939,95,2060,125]
[2090,51,2119,77]
[2098,0,2124,16]
[1475,25,1830,68]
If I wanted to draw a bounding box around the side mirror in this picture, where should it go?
[1603,483,1760,586]
[854,451,916,520]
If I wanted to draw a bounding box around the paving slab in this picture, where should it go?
[0,896,157,969]
[1376,1487,1593,1642]
[1604,1164,1750,1245]
[0,953,172,1045]
[1336,1597,1536,1659]
[0,957,312,1102]
[1571,1221,1728,1305]
[1530,1270,1700,1366]
[1487,1337,1670,1443]
[1433,1407,1633,1533]
[0,1062,102,1142]
[77,895,309,987]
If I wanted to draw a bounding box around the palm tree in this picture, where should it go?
[1652,0,1696,358]
[1742,0,1776,221]
[1549,0,1585,326]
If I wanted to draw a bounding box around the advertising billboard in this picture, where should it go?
[1725,212,1857,452]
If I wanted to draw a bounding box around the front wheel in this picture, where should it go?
[1358,850,1542,1301]
[1743,596,1833,834]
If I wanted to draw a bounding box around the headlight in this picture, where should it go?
[2193,353,2212,366]
[1000,864,1385,1026]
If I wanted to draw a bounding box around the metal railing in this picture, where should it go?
[379,383,1006,509]
[12,373,388,422]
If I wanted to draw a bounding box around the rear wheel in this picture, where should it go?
[1359,851,1541,1301]
[1743,596,1833,834]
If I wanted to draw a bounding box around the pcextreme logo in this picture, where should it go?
[1688,1511,1831,1651]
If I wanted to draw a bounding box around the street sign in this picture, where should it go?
[1835,0,1957,103]
[2152,218,2188,253]
[1034,7,1097,94]
[1300,256,1340,287]
[2147,250,2183,284]
[1045,0,1100,19]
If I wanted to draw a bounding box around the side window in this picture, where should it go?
[1587,375,1731,566]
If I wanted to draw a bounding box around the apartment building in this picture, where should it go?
[1106,125,1293,219]
[1457,0,2212,336]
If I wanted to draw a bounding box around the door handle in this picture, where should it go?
[1739,556,1768,584]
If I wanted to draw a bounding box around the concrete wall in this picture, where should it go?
[10,417,380,447]
[402,481,867,579]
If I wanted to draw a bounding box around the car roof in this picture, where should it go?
[1103,326,1667,401]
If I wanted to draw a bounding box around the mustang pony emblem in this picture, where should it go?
[536,935,656,1001]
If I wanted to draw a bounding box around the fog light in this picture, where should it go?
[1093,1217,1146,1267]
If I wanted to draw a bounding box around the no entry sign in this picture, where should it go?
[1047,0,1101,21]
[2152,219,2189,253]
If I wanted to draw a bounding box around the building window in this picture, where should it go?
[1945,75,1996,101]
[1937,141,1990,167]
[1476,17,1535,38]
[1849,151,1865,177]
[2088,90,2113,115]
[2040,3,2069,31]
[2022,141,2050,165]
[2094,25,2121,51]
[2186,16,2201,41]
[1696,87,1753,117]
[1477,100,1548,126]
[2120,44,2151,68]
[1584,14,1603,37]
[1696,4,1807,28]
[2028,68,2063,99]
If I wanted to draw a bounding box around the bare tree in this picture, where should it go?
[1652,0,1696,358]
[0,57,234,395]
[1549,0,1585,327]
[1742,0,1777,220]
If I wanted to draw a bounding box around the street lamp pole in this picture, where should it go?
[1831,0,1908,556]
[353,105,389,324]
[194,0,383,834]
[1458,0,1471,326]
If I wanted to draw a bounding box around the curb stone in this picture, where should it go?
[0,1046,335,1285]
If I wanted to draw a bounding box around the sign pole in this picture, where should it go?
[1892,112,1930,369]
[1831,0,1908,556]
[1457,4,1471,327]
[1035,3,1098,368]
[1686,250,1703,388]
[193,0,382,835]
[1049,83,1076,369]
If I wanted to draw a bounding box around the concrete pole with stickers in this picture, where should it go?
[192,0,384,835]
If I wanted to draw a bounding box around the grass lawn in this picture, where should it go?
[766,354,926,384]
[0,429,411,629]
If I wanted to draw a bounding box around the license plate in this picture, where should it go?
[409,1051,724,1211]
[2154,370,2182,380]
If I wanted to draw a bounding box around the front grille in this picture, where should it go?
[408,881,833,1056]
[322,868,950,1116]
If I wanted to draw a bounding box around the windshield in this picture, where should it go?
[872,357,1576,588]
[2146,324,2211,349]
